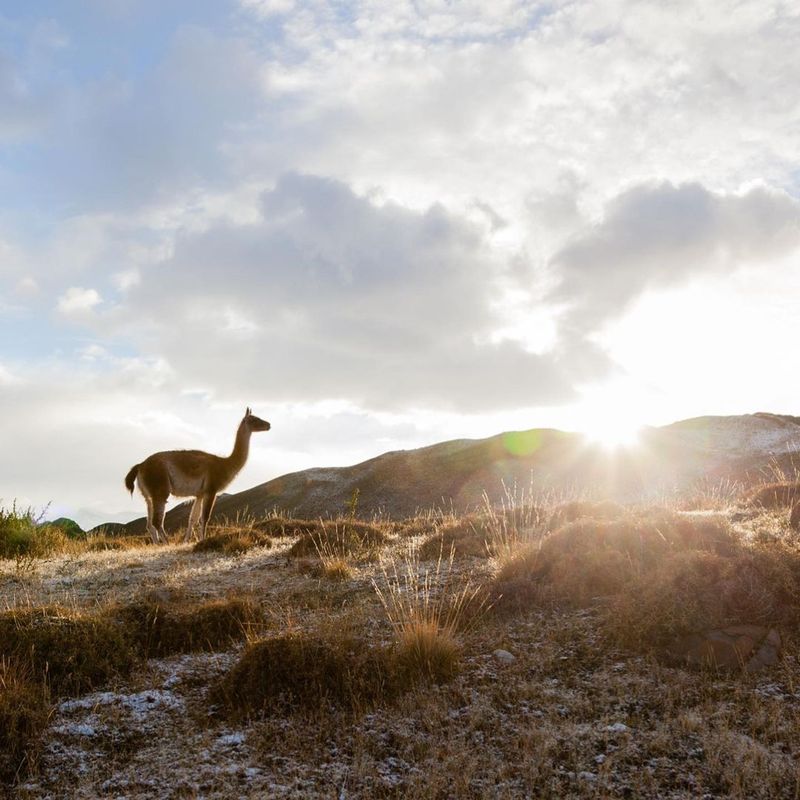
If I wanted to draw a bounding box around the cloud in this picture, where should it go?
[0,51,48,140]
[0,362,22,385]
[113,172,583,411]
[57,287,102,315]
[550,181,800,337]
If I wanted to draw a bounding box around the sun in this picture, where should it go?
[572,383,646,450]
[581,417,643,449]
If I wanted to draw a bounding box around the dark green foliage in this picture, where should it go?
[0,504,66,559]
[41,517,84,539]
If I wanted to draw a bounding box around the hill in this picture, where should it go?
[121,412,800,535]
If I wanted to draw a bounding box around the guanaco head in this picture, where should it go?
[243,406,271,432]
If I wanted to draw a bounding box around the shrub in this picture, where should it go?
[0,606,137,697]
[288,520,387,558]
[116,594,262,658]
[213,633,392,716]
[418,517,491,560]
[0,659,50,787]
[392,619,460,685]
[251,518,319,537]
[374,548,487,684]
[547,499,626,530]
[492,509,740,610]
[608,544,800,649]
[319,558,353,581]
[0,503,67,560]
[193,529,272,555]
[746,481,800,509]
[40,517,84,539]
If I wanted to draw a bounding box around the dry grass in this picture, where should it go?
[115,593,264,658]
[288,519,389,558]
[212,632,393,716]
[492,506,800,656]
[374,548,488,684]
[547,498,627,529]
[609,544,800,650]
[250,517,320,537]
[0,659,50,787]
[0,504,68,560]
[4,499,800,797]
[192,528,272,555]
[746,481,800,509]
[418,516,492,560]
[0,606,137,697]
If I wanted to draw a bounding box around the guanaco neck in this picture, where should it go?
[225,419,251,477]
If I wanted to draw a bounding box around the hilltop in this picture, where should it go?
[120,412,800,535]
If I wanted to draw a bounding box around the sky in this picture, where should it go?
[1,0,799,528]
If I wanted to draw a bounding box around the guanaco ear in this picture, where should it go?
[245,406,251,417]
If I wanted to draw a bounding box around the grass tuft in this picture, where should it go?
[193,529,272,555]
[288,519,388,558]
[116,594,263,658]
[212,633,392,716]
[746,481,800,509]
[0,658,50,787]
[418,516,492,560]
[608,544,800,650]
[496,508,739,605]
[0,503,68,560]
[0,606,137,697]
[374,548,487,684]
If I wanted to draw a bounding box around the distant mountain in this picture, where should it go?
[120,412,800,535]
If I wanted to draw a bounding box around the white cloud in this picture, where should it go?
[550,181,800,337]
[239,0,296,18]
[57,287,103,315]
[112,269,140,291]
[3,1,800,524]
[0,363,22,385]
[109,172,586,411]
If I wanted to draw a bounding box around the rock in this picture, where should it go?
[493,649,516,663]
[577,771,597,782]
[605,722,630,733]
[668,625,781,672]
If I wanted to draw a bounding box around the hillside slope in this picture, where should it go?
[121,412,800,535]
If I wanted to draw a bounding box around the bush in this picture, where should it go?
[251,518,319,537]
[116,594,262,658]
[608,544,800,649]
[0,606,137,697]
[0,504,67,560]
[0,659,50,788]
[746,481,800,509]
[492,509,740,609]
[392,620,460,685]
[213,633,393,716]
[288,520,388,558]
[193,530,272,555]
[547,499,626,530]
[40,517,84,539]
[418,517,491,560]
